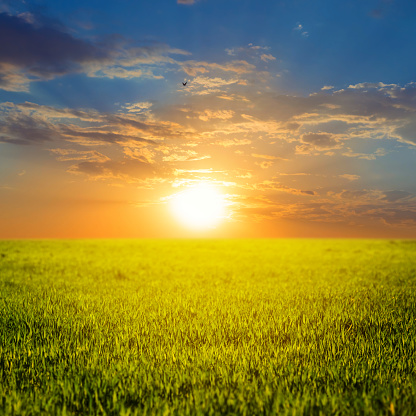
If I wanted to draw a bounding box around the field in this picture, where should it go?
[1,239,416,415]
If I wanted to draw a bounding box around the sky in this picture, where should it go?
[1,0,416,238]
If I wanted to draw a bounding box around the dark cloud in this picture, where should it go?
[68,159,170,182]
[394,120,416,145]
[58,125,155,146]
[0,102,186,146]
[0,12,109,78]
[0,108,155,146]
[0,12,187,90]
[335,189,414,204]
[0,112,59,144]
[335,190,379,200]
[285,122,300,131]
[301,133,338,148]
[381,190,413,202]
[287,201,415,227]
[348,203,416,227]
[377,208,416,226]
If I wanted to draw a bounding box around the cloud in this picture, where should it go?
[342,148,387,160]
[260,54,276,62]
[225,44,275,61]
[0,109,60,144]
[381,190,414,202]
[49,148,110,162]
[293,23,308,37]
[155,82,416,161]
[379,209,416,226]
[333,189,383,201]
[0,102,190,146]
[58,125,156,146]
[0,12,190,90]
[123,147,156,164]
[0,63,31,91]
[181,60,255,76]
[237,82,416,152]
[255,161,274,169]
[0,12,108,89]
[394,120,416,145]
[232,187,416,228]
[216,94,250,102]
[347,82,398,90]
[0,13,106,70]
[198,109,234,121]
[68,159,162,182]
[330,188,415,205]
[5,82,415,170]
[0,13,281,97]
[296,133,341,154]
[339,174,360,181]
[185,76,241,95]
[301,133,338,148]
[216,138,252,147]
[162,153,210,162]
[251,153,283,160]
[177,0,196,4]
[255,181,317,196]
[327,189,416,226]
[2,79,416,232]
[122,102,153,113]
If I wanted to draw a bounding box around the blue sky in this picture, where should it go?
[0,0,416,237]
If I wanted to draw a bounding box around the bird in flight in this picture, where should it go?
[182,81,187,86]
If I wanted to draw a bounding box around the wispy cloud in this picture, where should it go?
[184,76,241,95]
[226,44,274,60]
[293,23,309,37]
[49,148,110,162]
[339,174,360,181]
[67,159,161,182]
[181,60,255,76]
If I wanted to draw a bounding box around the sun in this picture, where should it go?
[170,183,226,230]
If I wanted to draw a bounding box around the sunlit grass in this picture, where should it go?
[1,239,415,415]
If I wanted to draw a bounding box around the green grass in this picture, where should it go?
[1,239,416,415]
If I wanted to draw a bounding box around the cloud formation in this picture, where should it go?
[0,12,108,90]
[0,12,189,91]
[181,60,255,76]
[68,159,166,182]
[0,102,190,146]
[1,75,416,230]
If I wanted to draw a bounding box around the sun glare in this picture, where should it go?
[170,183,226,230]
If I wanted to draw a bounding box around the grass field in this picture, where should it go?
[1,239,416,415]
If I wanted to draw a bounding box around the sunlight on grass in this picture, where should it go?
[0,239,415,415]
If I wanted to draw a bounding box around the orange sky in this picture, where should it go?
[1,140,415,238]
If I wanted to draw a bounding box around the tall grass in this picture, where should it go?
[1,239,415,415]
